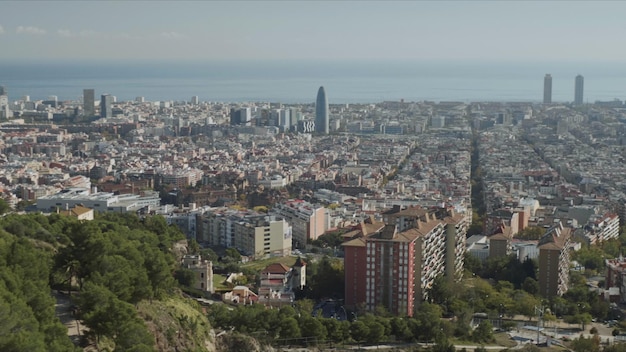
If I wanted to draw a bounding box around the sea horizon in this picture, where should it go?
[2,59,626,104]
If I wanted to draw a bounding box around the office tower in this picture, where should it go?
[230,107,252,125]
[100,94,113,118]
[315,86,329,134]
[543,74,552,104]
[537,223,571,298]
[83,89,95,117]
[279,109,291,131]
[297,120,315,133]
[574,75,584,105]
[0,86,10,119]
[191,96,199,105]
[0,86,7,108]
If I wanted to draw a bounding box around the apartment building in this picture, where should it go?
[488,224,513,259]
[160,168,203,188]
[606,257,626,303]
[344,207,467,316]
[198,208,292,259]
[537,222,572,298]
[271,199,327,248]
[585,212,619,245]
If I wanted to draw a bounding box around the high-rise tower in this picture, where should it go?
[574,75,584,105]
[315,86,329,134]
[83,89,95,117]
[0,86,9,119]
[543,74,552,104]
[100,94,113,118]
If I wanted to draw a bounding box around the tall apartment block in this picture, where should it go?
[343,206,468,316]
[537,222,572,298]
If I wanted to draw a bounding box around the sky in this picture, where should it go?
[2,1,626,62]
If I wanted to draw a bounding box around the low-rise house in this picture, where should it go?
[58,205,94,221]
[257,258,306,307]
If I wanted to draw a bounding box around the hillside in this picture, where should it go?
[137,297,215,352]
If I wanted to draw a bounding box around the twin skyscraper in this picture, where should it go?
[543,74,584,105]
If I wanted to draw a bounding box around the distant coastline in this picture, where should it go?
[1,60,626,104]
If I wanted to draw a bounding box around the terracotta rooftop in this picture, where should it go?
[261,263,290,274]
[538,223,571,250]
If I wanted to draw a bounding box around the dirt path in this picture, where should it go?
[53,290,89,346]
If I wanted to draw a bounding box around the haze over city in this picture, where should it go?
[2,1,626,62]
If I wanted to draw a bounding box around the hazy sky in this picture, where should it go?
[2,1,626,62]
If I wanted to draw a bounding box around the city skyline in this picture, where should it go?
[2,1,626,62]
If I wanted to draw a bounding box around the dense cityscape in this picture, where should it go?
[2,70,626,352]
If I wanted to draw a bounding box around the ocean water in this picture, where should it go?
[1,60,626,104]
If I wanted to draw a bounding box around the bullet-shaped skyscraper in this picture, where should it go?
[315,86,329,134]
[574,75,584,105]
[543,74,552,104]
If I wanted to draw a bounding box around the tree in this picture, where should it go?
[412,302,444,341]
[200,248,219,262]
[321,318,344,344]
[472,320,494,343]
[464,253,483,275]
[390,317,413,342]
[78,282,146,345]
[0,198,10,215]
[188,239,200,254]
[307,256,344,299]
[298,317,326,344]
[574,246,606,272]
[294,299,315,317]
[350,320,370,343]
[516,226,544,240]
[431,333,455,352]
[604,343,626,352]
[174,268,197,287]
[570,335,600,352]
[113,321,155,351]
[429,275,454,307]
[278,317,300,341]
[224,248,242,263]
[521,277,539,295]
[363,317,386,344]
[512,291,539,320]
